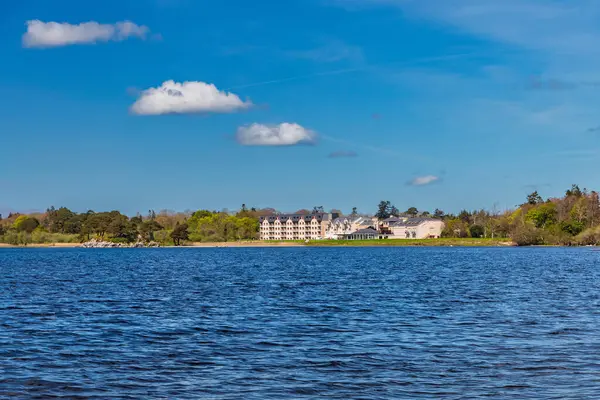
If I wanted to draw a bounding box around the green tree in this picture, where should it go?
[566,184,583,197]
[234,217,259,240]
[139,220,163,241]
[526,202,557,228]
[130,215,143,226]
[171,222,189,246]
[470,224,485,238]
[405,207,419,217]
[107,214,138,242]
[45,206,76,233]
[63,215,83,234]
[511,223,543,246]
[351,207,358,216]
[560,220,585,236]
[433,209,445,219]
[458,210,471,224]
[526,191,543,205]
[442,218,470,238]
[375,201,392,220]
[13,216,40,233]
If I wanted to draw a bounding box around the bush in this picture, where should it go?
[2,231,19,245]
[18,232,31,246]
[30,230,79,244]
[470,225,485,238]
[511,223,543,246]
[575,227,600,246]
[153,230,173,246]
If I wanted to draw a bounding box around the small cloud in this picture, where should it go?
[371,113,382,119]
[130,80,252,115]
[236,123,317,146]
[408,175,440,186]
[328,150,358,158]
[23,20,151,48]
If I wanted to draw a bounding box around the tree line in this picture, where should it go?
[0,205,263,246]
[371,184,600,245]
[2,185,600,246]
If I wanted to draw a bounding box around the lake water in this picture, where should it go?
[1,247,600,399]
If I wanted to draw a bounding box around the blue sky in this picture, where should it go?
[1,0,599,216]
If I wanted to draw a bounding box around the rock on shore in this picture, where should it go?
[80,238,160,248]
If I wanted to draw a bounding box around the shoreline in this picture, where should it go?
[0,239,518,248]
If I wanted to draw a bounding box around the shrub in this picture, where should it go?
[470,225,485,238]
[30,231,79,244]
[511,223,543,246]
[575,227,600,246]
[2,231,19,245]
[153,230,173,246]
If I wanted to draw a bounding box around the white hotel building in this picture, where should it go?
[259,213,332,241]
[259,213,445,241]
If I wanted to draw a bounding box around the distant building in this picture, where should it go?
[259,213,332,241]
[387,218,444,239]
[341,228,379,240]
[325,216,377,239]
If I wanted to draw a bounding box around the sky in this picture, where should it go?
[1,0,600,216]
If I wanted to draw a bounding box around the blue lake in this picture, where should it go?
[1,247,600,399]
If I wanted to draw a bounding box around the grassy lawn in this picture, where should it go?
[306,238,515,247]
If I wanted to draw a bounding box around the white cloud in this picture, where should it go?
[130,80,252,115]
[409,175,440,186]
[23,20,151,48]
[236,123,317,146]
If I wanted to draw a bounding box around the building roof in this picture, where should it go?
[259,213,331,223]
[331,216,373,225]
[391,218,440,227]
[350,228,379,235]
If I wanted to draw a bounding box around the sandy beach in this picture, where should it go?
[0,241,304,248]
[0,243,80,248]
[0,239,516,248]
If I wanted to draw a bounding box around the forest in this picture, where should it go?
[0,205,262,246]
[1,185,600,246]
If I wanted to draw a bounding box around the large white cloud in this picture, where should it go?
[130,80,252,115]
[236,123,317,146]
[23,20,150,48]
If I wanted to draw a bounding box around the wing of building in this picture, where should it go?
[386,218,444,239]
[259,213,333,241]
[324,216,378,239]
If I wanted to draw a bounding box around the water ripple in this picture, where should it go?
[1,247,600,398]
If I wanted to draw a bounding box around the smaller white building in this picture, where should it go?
[389,218,444,239]
[325,216,377,239]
